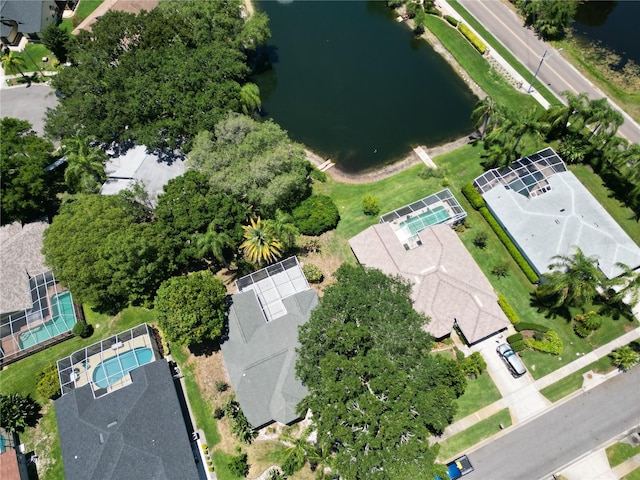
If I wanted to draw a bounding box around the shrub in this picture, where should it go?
[362,196,381,216]
[524,330,563,355]
[405,1,421,18]
[461,352,486,378]
[510,341,526,352]
[491,261,510,278]
[574,322,592,338]
[292,195,340,236]
[225,398,256,444]
[515,322,549,333]
[302,263,324,284]
[228,451,249,477]
[418,167,445,179]
[454,346,465,362]
[72,15,85,27]
[72,321,93,338]
[479,207,539,283]
[37,363,61,400]
[472,231,488,249]
[458,23,487,54]
[498,295,520,324]
[215,380,228,392]
[461,184,485,210]
[444,14,459,27]
[507,333,523,344]
[214,407,225,419]
[309,168,327,183]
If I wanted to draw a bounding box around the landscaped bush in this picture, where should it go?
[573,311,602,338]
[458,23,487,54]
[228,450,249,477]
[444,14,459,27]
[515,322,549,333]
[362,196,381,216]
[461,184,485,210]
[37,363,61,400]
[215,380,228,392]
[472,231,488,249]
[302,263,324,284]
[292,195,340,236]
[491,261,510,278]
[507,333,523,344]
[225,398,256,444]
[418,167,445,179]
[524,330,563,355]
[72,320,93,338]
[510,340,526,352]
[498,295,520,324]
[461,351,486,379]
[479,207,539,283]
[309,167,327,183]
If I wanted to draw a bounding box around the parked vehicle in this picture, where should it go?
[445,455,474,479]
[497,343,526,377]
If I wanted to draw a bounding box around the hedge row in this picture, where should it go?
[479,207,540,283]
[515,322,549,333]
[507,333,523,344]
[458,23,487,54]
[461,183,485,210]
[444,15,459,27]
[498,294,519,325]
[510,341,525,352]
[524,330,563,355]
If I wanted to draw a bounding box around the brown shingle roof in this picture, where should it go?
[0,221,48,312]
[349,223,510,344]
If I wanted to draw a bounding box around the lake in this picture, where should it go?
[254,0,477,173]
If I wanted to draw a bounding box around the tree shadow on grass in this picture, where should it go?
[528,291,572,322]
[188,337,222,358]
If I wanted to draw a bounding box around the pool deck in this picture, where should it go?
[71,334,154,393]
[387,200,454,247]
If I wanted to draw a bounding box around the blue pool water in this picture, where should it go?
[0,433,7,453]
[400,205,450,236]
[92,347,154,389]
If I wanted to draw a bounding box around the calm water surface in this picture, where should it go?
[255,0,476,173]
[573,1,640,66]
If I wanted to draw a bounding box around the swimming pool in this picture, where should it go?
[18,293,77,349]
[399,205,451,236]
[0,433,7,453]
[92,347,154,389]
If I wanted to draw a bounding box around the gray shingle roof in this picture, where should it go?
[221,288,318,428]
[349,223,510,344]
[54,359,199,480]
[0,221,48,313]
[0,0,53,37]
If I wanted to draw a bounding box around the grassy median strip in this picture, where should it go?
[437,408,512,460]
[540,356,613,403]
[607,442,640,468]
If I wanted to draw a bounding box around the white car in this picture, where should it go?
[497,343,526,377]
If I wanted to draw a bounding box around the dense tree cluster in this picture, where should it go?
[0,393,41,433]
[156,271,227,347]
[513,0,578,40]
[0,118,63,225]
[46,1,270,150]
[296,265,466,479]
[187,114,312,217]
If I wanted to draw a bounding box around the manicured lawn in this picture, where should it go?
[437,408,512,460]
[212,450,244,480]
[454,372,501,421]
[540,356,613,402]
[607,442,640,468]
[625,467,640,480]
[22,43,53,73]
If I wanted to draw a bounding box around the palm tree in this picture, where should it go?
[470,96,496,140]
[537,246,606,309]
[280,427,319,476]
[1,51,27,79]
[585,97,623,142]
[240,217,282,266]
[269,209,299,252]
[610,345,639,372]
[509,107,549,159]
[239,82,261,116]
[611,263,640,308]
[61,133,107,193]
[196,222,234,268]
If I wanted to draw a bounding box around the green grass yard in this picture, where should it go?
[607,442,640,468]
[437,408,512,460]
[540,356,613,402]
[454,371,501,421]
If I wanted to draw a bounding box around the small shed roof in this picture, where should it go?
[0,221,48,313]
[349,223,510,344]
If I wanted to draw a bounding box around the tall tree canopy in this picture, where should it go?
[156,270,227,346]
[516,0,578,40]
[296,264,466,479]
[187,114,312,216]
[46,1,269,149]
[0,118,62,224]
[42,194,176,314]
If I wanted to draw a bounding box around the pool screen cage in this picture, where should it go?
[57,323,159,398]
[379,188,467,226]
[0,271,77,361]
[473,147,567,197]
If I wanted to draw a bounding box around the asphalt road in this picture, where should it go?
[458,0,640,145]
[466,366,640,479]
[0,83,57,136]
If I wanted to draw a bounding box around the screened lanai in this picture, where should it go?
[0,271,77,361]
[57,323,159,398]
[379,188,466,249]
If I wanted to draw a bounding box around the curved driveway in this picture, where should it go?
[467,365,640,480]
[458,0,640,145]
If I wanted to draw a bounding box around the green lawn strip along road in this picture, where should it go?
[540,356,613,403]
[437,408,512,461]
[625,467,640,480]
[446,0,559,107]
[607,442,640,468]
[454,371,501,421]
